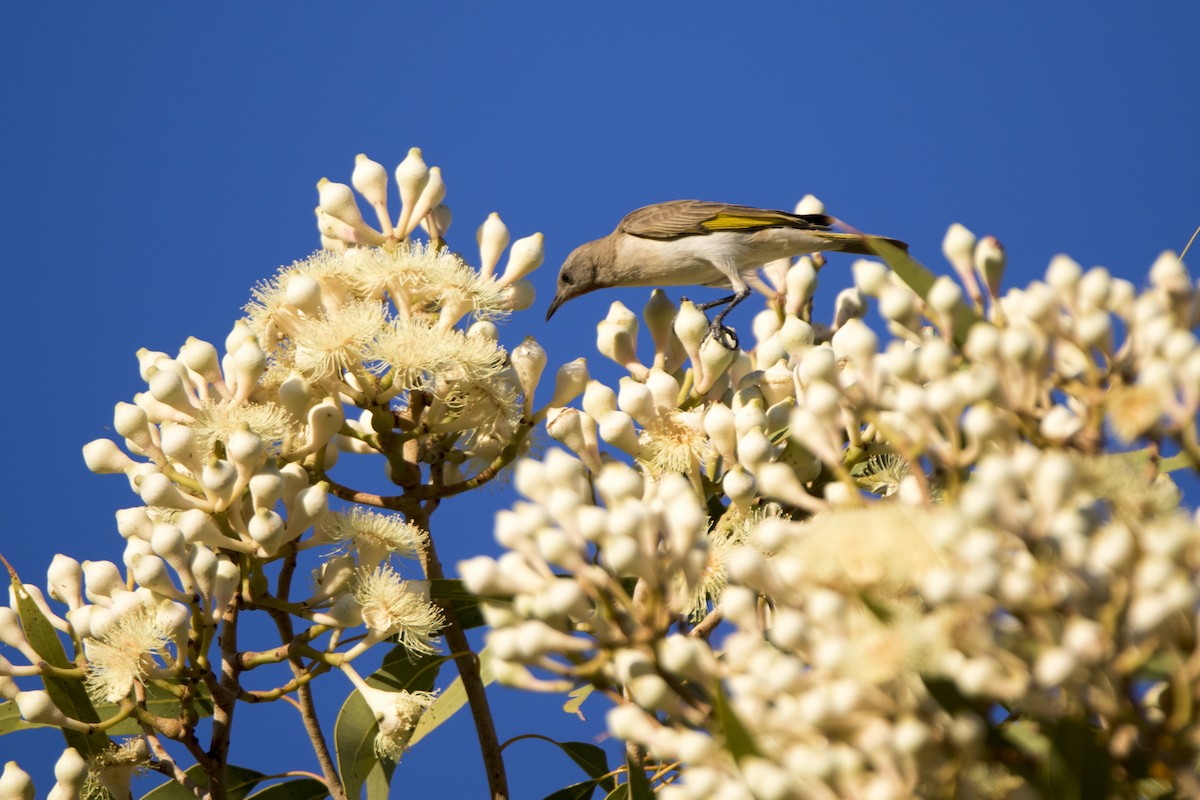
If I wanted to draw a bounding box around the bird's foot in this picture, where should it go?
[706,320,739,351]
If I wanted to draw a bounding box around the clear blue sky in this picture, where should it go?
[2,4,1197,797]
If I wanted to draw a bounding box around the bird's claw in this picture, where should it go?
[706,321,739,351]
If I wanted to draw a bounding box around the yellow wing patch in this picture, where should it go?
[700,214,780,231]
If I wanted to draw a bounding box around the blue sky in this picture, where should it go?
[2,4,1198,797]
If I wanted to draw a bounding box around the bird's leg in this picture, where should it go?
[706,287,751,351]
[697,293,738,312]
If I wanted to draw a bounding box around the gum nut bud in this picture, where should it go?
[179,337,222,384]
[248,508,287,553]
[404,165,446,237]
[420,202,453,239]
[47,555,84,610]
[778,316,814,355]
[582,380,618,420]
[249,468,284,511]
[616,377,655,426]
[1076,266,1111,310]
[189,546,219,600]
[597,319,640,372]
[737,428,775,468]
[703,403,737,464]
[53,747,86,789]
[160,423,204,476]
[645,368,682,415]
[0,761,34,800]
[285,481,329,537]
[799,345,837,385]
[286,274,323,315]
[305,400,345,453]
[226,428,264,471]
[277,373,312,418]
[673,300,710,359]
[605,301,639,337]
[467,321,500,345]
[723,466,757,507]
[755,462,816,508]
[928,275,963,317]
[785,259,819,317]
[831,318,877,365]
[511,336,547,404]
[547,358,589,409]
[394,147,431,227]
[232,335,267,387]
[599,411,641,455]
[113,401,153,450]
[137,472,204,510]
[546,408,601,473]
[852,259,889,296]
[794,194,825,215]
[752,310,781,345]
[832,287,866,329]
[316,178,368,229]
[643,289,678,350]
[129,553,186,601]
[942,223,976,268]
[499,278,537,311]
[148,369,197,415]
[1149,250,1191,294]
[136,347,169,381]
[973,235,1005,298]
[82,439,135,475]
[879,284,917,324]
[81,560,124,603]
[150,522,189,564]
[210,558,240,615]
[759,361,795,407]
[201,459,237,496]
[696,336,739,394]
[500,232,545,287]
[352,153,389,207]
[476,212,510,278]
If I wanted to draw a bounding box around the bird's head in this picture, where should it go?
[546,239,607,320]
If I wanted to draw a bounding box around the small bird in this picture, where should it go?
[546,200,907,348]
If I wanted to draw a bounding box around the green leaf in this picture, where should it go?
[712,681,760,764]
[1041,718,1111,800]
[602,787,627,800]
[558,741,613,789]
[140,764,265,800]
[869,239,979,346]
[624,751,653,800]
[543,779,602,800]
[408,645,494,747]
[3,558,110,758]
[244,778,330,799]
[333,645,443,800]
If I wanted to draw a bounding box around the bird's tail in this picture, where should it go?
[818,231,909,255]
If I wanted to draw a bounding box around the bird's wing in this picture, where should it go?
[618,200,836,240]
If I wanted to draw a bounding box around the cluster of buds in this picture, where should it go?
[2,150,565,792]
[468,222,1200,797]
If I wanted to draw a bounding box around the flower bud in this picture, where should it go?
[598,411,640,456]
[617,377,656,426]
[673,300,709,366]
[404,165,445,237]
[695,335,738,395]
[137,472,206,510]
[544,358,589,411]
[703,402,737,465]
[499,232,544,287]
[476,212,510,278]
[394,147,430,237]
[0,760,35,800]
[784,258,818,316]
[47,555,84,611]
[159,422,204,476]
[546,408,602,474]
[643,290,679,365]
[179,337,223,388]
[82,439,136,475]
[352,153,390,212]
[974,235,1005,301]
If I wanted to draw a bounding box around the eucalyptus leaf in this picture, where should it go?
[408,645,494,747]
[140,764,264,800]
[244,777,330,799]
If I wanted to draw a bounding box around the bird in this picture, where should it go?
[546,200,908,348]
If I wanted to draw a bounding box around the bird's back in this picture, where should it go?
[618,200,837,241]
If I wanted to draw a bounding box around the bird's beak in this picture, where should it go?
[546,292,565,321]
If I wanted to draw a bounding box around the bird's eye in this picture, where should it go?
[561,273,574,285]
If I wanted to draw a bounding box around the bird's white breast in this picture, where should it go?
[613,229,831,288]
